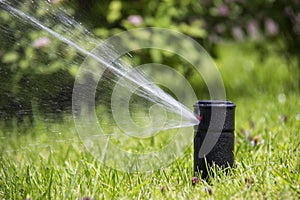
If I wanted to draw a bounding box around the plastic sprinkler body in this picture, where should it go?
[193,100,236,179]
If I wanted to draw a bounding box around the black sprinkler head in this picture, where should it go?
[193,100,236,180]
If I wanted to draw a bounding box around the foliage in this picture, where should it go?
[0,1,78,119]
[76,0,300,59]
[197,0,300,63]
[0,0,299,120]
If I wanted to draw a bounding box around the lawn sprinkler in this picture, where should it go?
[194,100,236,179]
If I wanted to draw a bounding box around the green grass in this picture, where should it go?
[0,43,299,199]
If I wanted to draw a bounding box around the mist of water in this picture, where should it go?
[0,0,207,172]
[0,1,199,136]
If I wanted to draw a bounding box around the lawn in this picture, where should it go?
[0,43,299,199]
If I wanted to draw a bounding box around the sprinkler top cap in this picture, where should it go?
[194,100,236,108]
[193,100,236,131]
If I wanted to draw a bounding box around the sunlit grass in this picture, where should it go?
[0,44,299,199]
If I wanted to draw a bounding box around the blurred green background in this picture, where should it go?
[0,0,299,122]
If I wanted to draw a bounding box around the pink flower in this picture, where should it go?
[216,5,229,16]
[80,197,93,200]
[294,13,300,24]
[128,15,143,26]
[204,187,212,195]
[33,37,50,49]
[232,27,244,41]
[191,176,199,185]
[265,18,279,36]
[247,20,259,39]
[284,6,293,16]
[293,13,300,33]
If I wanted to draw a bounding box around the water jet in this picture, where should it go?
[0,0,231,172]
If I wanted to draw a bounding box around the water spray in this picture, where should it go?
[194,100,236,179]
[0,0,231,172]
